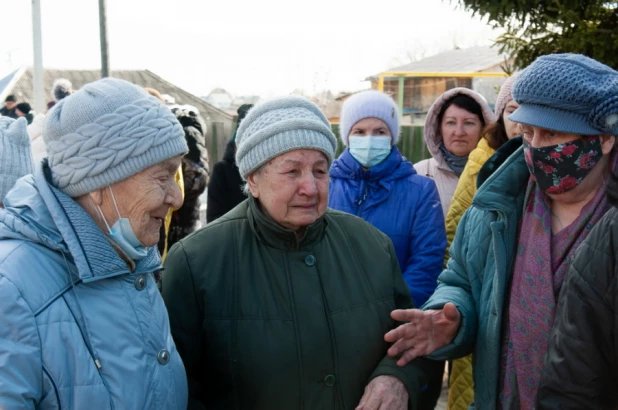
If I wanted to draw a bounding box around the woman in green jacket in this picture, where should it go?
[162,96,442,410]
[384,54,618,409]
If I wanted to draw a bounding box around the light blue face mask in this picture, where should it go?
[348,135,392,168]
[94,187,148,260]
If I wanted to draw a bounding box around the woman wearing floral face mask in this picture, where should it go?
[329,90,446,310]
[382,54,618,410]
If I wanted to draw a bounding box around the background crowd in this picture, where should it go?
[0,52,618,410]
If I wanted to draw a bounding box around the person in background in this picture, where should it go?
[0,95,18,118]
[0,117,33,206]
[162,95,443,410]
[329,90,446,409]
[0,78,189,408]
[444,74,519,410]
[384,53,618,409]
[52,78,73,102]
[206,103,252,222]
[329,90,445,308]
[415,88,496,217]
[28,101,57,165]
[536,164,618,409]
[15,102,34,125]
[164,106,209,251]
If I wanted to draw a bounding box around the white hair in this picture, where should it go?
[241,163,266,196]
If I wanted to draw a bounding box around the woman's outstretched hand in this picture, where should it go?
[384,302,461,366]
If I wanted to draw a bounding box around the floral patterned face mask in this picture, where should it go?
[523,136,604,195]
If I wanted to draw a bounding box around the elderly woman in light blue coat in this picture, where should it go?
[0,78,189,409]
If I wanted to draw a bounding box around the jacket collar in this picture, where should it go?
[247,195,326,251]
[35,162,161,282]
[472,137,530,213]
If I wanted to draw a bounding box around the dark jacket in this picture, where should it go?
[162,197,443,410]
[165,111,209,251]
[329,147,446,307]
[0,106,17,119]
[206,139,245,223]
[536,201,618,409]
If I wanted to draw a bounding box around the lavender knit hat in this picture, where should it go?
[339,90,400,146]
[235,96,337,179]
[44,78,188,197]
[510,54,618,135]
[494,74,518,118]
[0,117,34,202]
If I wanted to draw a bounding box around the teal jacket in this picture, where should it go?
[421,138,528,409]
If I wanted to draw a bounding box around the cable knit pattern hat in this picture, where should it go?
[339,90,400,146]
[235,96,337,179]
[494,74,518,117]
[510,53,618,135]
[44,78,188,197]
[0,117,34,202]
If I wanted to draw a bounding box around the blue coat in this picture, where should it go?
[0,164,188,409]
[423,138,528,409]
[329,147,446,307]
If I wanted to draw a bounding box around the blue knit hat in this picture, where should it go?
[44,78,188,197]
[339,90,400,146]
[0,117,34,202]
[510,54,618,136]
[235,96,337,179]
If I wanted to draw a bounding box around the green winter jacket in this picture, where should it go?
[162,197,442,410]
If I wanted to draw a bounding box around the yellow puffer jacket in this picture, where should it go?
[444,137,495,410]
[161,166,185,262]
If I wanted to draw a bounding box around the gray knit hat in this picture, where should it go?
[235,96,337,179]
[44,78,188,197]
[339,90,400,146]
[510,53,618,136]
[0,117,34,202]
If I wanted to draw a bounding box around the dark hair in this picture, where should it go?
[437,94,485,127]
[4,94,16,103]
[15,102,32,114]
[483,116,509,150]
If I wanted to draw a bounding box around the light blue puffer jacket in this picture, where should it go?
[0,164,188,409]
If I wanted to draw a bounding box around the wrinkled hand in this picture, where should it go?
[384,302,461,366]
[356,375,407,410]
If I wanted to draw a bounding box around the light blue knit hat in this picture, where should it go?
[339,90,400,146]
[235,96,337,179]
[44,78,188,197]
[510,53,618,136]
[0,117,34,202]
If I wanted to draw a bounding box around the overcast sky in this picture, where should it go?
[0,0,500,98]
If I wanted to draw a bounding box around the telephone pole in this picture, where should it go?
[32,0,44,114]
[99,0,109,77]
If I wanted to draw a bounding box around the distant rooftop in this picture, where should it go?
[0,67,233,124]
[369,46,509,80]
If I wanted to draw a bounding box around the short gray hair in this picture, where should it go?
[241,163,266,196]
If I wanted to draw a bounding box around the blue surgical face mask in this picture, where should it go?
[348,135,392,168]
[94,187,148,260]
